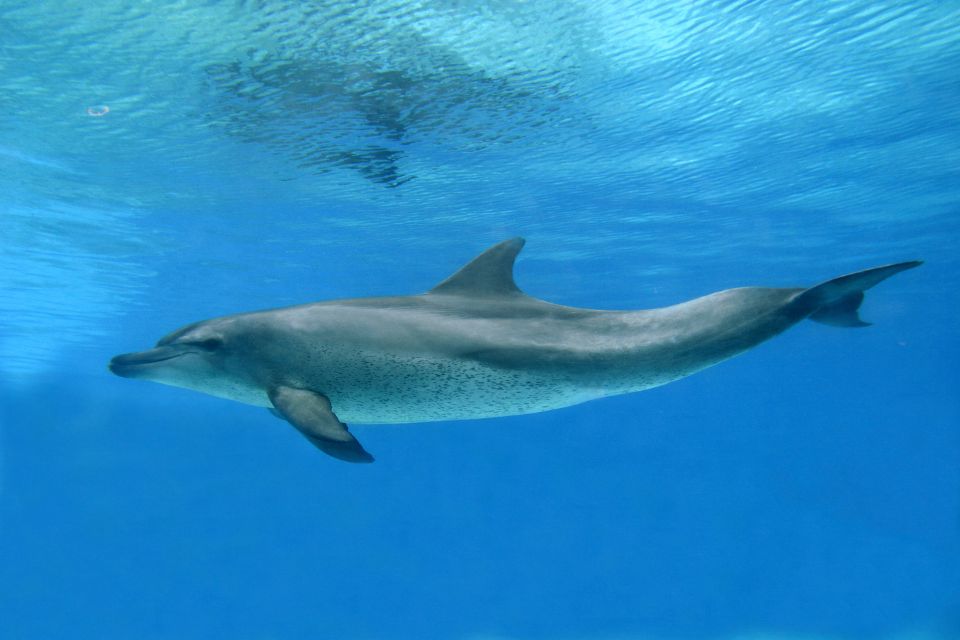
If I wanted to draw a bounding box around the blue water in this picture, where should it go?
[1,1,958,638]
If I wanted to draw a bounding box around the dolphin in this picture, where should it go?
[109,238,920,463]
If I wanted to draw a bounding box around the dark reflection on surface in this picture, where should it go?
[205,46,560,187]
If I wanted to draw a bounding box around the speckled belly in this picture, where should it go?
[303,353,596,424]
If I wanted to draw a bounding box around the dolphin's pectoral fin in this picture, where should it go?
[268,386,374,463]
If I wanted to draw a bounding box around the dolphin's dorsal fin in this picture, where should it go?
[429,237,526,297]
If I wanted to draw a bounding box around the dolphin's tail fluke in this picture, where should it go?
[792,261,922,327]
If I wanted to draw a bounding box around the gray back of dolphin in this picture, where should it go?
[109,238,921,463]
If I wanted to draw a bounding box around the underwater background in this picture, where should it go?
[1,1,958,639]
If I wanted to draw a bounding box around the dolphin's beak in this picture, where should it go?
[108,346,187,378]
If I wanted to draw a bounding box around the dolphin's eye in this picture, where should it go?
[196,338,224,351]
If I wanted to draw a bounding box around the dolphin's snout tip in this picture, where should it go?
[108,353,134,377]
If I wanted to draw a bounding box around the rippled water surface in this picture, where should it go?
[1,2,958,639]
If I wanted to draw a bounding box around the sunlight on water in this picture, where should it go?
[0,201,152,383]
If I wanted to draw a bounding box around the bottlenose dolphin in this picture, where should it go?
[109,238,920,463]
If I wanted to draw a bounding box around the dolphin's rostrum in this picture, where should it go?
[109,239,920,463]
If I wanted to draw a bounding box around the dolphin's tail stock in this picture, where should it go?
[791,260,922,327]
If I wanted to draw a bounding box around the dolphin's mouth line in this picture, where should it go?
[132,352,187,365]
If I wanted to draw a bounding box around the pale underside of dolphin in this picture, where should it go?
[109,238,920,463]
